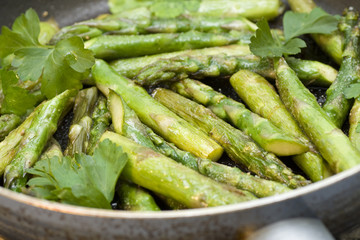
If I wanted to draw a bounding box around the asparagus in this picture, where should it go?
[85,31,242,60]
[275,57,360,173]
[72,87,99,124]
[153,88,309,188]
[3,89,76,191]
[101,131,257,208]
[0,114,22,141]
[322,10,360,128]
[39,19,59,45]
[0,103,44,176]
[39,138,63,161]
[87,95,111,155]
[110,44,337,87]
[64,116,93,157]
[156,194,187,210]
[230,70,332,182]
[108,90,158,151]
[117,181,161,211]
[287,0,343,64]
[92,59,223,161]
[172,79,308,156]
[147,129,291,197]
[349,100,360,150]
[109,0,283,21]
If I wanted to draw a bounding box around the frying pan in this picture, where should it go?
[1,0,360,239]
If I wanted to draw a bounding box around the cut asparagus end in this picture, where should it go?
[262,140,309,157]
[108,90,125,135]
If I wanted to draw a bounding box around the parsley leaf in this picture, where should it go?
[27,139,128,209]
[0,9,95,99]
[249,19,306,58]
[0,69,39,115]
[344,83,360,99]
[283,8,339,41]
[250,8,339,58]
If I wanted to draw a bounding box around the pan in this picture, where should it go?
[0,0,360,239]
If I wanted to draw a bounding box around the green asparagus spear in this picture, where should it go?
[92,59,223,161]
[110,44,337,87]
[51,25,103,44]
[230,70,332,181]
[349,100,360,150]
[85,31,241,60]
[72,87,99,124]
[39,19,60,45]
[322,10,360,128]
[109,0,283,21]
[0,114,22,141]
[153,88,308,188]
[87,95,111,155]
[287,0,343,64]
[64,116,93,157]
[101,131,256,208]
[39,138,63,161]
[146,128,291,197]
[172,79,308,156]
[0,103,44,176]
[117,181,161,211]
[155,194,187,210]
[3,89,76,191]
[275,57,360,173]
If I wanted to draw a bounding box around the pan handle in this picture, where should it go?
[248,218,335,240]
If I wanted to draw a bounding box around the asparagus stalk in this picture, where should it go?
[109,0,283,21]
[92,59,223,161]
[85,31,242,60]
[230,70,332,181]
[147,128,291,197]
[110,44,337,87]
[101,131,256,208]
[39,138,63,161]
[156,194,187,210]
[64,116,93,157]
[153,88,308,188]
[172,79,308,156]
[287,0,343,64]
[117,181,161,211]
[3,89,76,191]
[322,10,360,128]
[349,99,360,150]
[72,87,99,124]
[39,19,60,45]
[0,114,22,141]
[0,103,44,176]
[87,95,111,155]
[275,57,360,173]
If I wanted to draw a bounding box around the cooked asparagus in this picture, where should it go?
[92,59,223,161]
[85,31,241,60]
[322,10,360,128]
[275,57,360,173]
[3,89,76,191]
[0,114,22,141]
[101,131,257,208]
[349,100,360,150]
[230,70,332,181]
[172,78,308,156]
[117,181,161,211]
[153,88,309,188]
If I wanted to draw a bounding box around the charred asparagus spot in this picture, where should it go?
[86,95,111,155]
[153,88,309,188]
[287,0,343,64]
[275,57,360,173]
[0,114,22,141]
[230,70,333,182]
[172,79,308,156]
[101,131,257,208]
[85,31,241,60]
[117,181,161,211]
[323,9,360,128]
[4,89,76,192]
[92,59,223,161]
